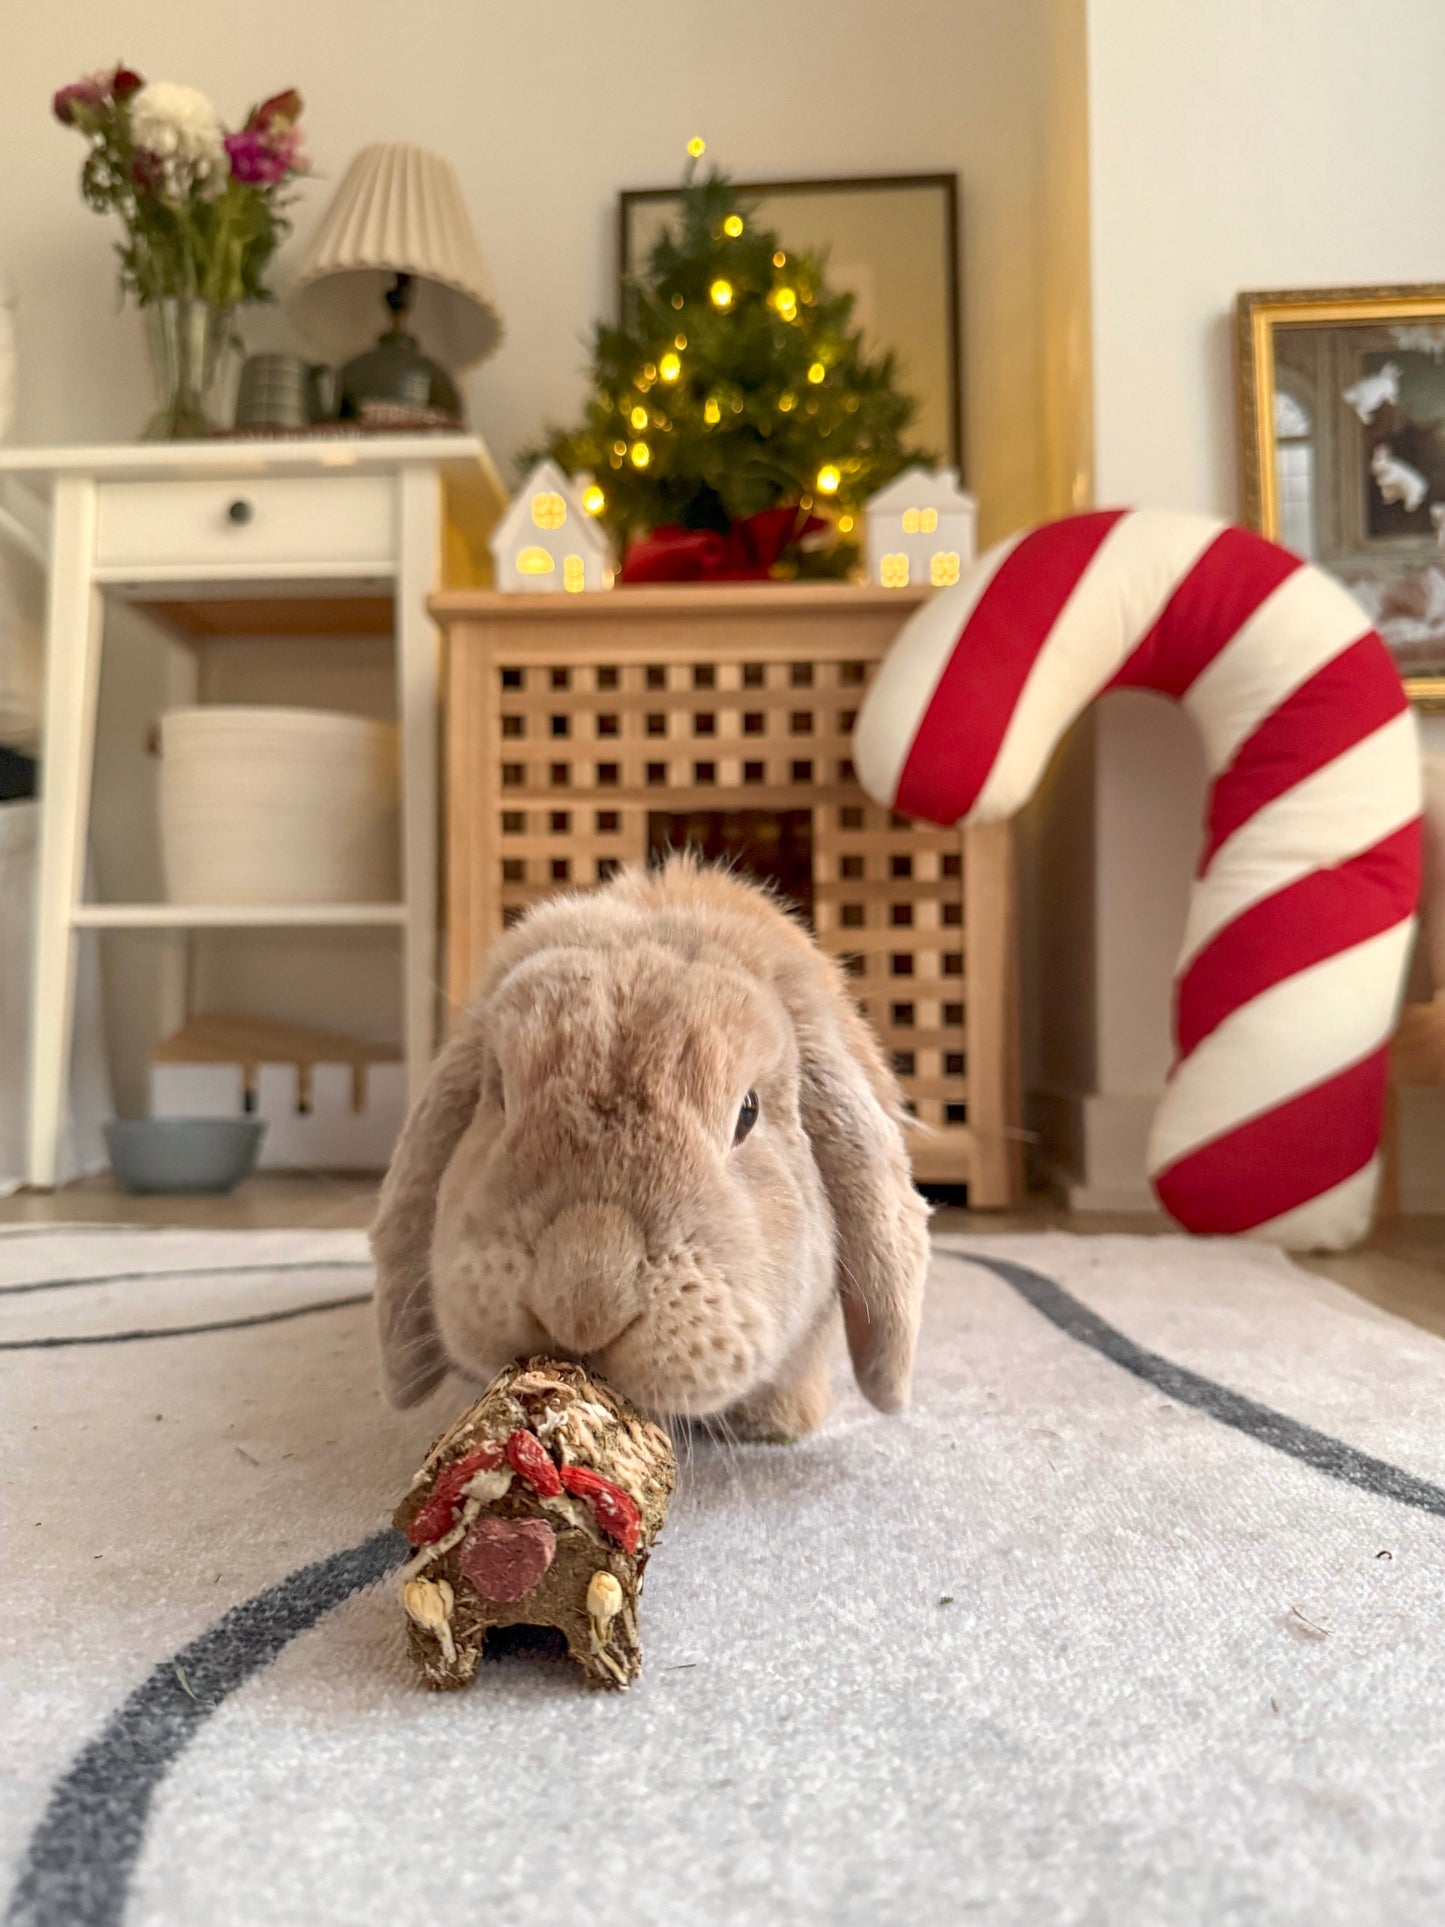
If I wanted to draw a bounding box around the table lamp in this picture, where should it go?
[290,143,502,429]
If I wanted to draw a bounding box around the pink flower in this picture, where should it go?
[53,64,144,125]
[224,125,303,185]
[224,90,304,184]
[53,71,108,125]
[247,88,302,134]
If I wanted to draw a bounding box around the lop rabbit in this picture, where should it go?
[371,859,929,1440]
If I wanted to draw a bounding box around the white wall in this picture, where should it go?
[3,0,1066,1113]
[1077,0,1445,1206]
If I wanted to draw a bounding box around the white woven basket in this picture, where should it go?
[158,707,400,905]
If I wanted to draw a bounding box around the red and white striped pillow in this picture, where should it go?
[854,509,1422,1249]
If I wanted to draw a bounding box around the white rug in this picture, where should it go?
[4,1226,1445,1927]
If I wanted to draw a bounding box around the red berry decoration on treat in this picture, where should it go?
[458,1517,557,1603]
[405,1441,506,1546]
[560,1464,642,1554]
[505,1428,563,1498]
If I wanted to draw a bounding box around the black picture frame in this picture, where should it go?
[617,172,963,475]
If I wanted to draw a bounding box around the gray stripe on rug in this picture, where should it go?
[949,1252,1445,1520]
[3,1530,406,1927]
[0,1261,373,1299]
[0,1294,372,1352]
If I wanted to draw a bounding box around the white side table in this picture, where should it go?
[0,436,504,1188]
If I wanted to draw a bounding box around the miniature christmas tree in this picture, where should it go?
[533,148,929,580]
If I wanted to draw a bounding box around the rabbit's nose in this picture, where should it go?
[528,1201,647,1355]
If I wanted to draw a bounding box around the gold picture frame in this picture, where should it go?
[1237,283,1445,710]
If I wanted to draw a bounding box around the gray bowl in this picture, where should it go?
[105,1118,266,1195]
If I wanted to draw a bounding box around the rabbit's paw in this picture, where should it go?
[726,1360,833,1443]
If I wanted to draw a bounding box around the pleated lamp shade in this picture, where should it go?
[291,144,502,369]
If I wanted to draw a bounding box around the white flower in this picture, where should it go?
[129,81,226,197]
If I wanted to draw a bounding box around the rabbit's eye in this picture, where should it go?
[733,1090,760,1145]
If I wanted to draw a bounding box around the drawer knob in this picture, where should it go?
[227,498,254,526]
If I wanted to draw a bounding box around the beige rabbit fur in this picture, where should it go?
[371,858,929,1438]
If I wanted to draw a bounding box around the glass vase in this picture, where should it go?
[142,297,235,440]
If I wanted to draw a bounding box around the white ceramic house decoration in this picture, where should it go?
[864,465,978,591]
[490,457,614,593]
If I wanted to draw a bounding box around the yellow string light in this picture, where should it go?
[723,214,743,237]
[643,362,657,380]
[630,405,648,430]
[582,484,606,514]
[704,398,721,424]
[772,250,786,267]
[709,279,733,310]
[772,286,798,321]
[674,332,687,349]
[630,441,651,468]
[816,464,841,494]
[778,391,796,412]
[659,351,681,382]
[687,136,706,158]
[671,293,684,310]
[807,362,826,384]
[838,513,854,533]
[612,439,627,456]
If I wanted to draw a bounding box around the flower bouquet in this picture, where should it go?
[54,65,306,436]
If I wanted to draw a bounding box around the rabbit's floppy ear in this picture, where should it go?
[796,992,930,1413]
[370,1019,483,1407]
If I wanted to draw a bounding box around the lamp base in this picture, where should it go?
[336,274,465,429]
[338,330,464,429]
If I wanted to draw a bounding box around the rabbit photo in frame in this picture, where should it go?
[370,856,930,1441]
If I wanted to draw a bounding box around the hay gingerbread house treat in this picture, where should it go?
[395,1358,676,1691]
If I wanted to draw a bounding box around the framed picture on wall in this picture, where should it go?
[618,173,962,473]
[1237,282,1445,706]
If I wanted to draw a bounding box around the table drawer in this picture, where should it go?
[94,474,395,571]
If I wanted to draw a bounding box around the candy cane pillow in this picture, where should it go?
[853,509,1422,1249]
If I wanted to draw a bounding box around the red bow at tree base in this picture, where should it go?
[619,505,826,583]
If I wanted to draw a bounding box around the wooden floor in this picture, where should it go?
[2,1175,1442,1340]
[0,1171,382,1234]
